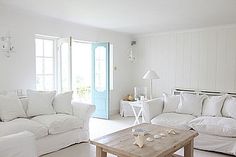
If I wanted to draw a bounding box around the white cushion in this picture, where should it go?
[0,118,48,139]
[222,97,236,119]
[0,95,26,122]
[202,95,227,117]
[177,93,206,116]
[53,91,73,115]
[162,93,179,113]
[27,90,56,116]
[188,116,236,137]
[151,113,196,130]
[31,114,83,134]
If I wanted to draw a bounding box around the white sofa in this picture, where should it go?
[0,94,95,156]
[0,131,37,157]
[142,92,236,156]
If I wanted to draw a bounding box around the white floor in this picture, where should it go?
[43,115,233,157]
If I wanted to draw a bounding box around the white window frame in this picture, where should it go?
[35,35,58,91]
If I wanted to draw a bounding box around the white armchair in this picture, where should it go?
[0,131,37,157]
[142,98,164,123]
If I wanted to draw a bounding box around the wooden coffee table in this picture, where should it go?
[90,123,198,157]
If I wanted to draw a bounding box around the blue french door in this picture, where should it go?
[92,42,110,119]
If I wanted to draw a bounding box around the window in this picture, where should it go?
[35,36,56,90]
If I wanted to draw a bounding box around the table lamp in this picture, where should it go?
[142,70,160,99]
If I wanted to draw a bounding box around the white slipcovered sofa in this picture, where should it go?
[142,92,236,156]
[0,131,37,157]
[0,90,95,156]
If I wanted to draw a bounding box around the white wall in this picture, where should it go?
[133,25,236,97]
[0,6,133,115]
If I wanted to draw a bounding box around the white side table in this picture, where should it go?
[129,101,145,126]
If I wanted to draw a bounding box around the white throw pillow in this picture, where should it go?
[27,90,56,117]
[53,91,73,115]
[188,116,236,137]
[222,96,236,119]
[163,93,179,113]
[202,95,227,117]
[177,93,206,116]
[0,95,26,122]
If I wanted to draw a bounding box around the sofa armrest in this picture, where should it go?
[0,131,37,157]
[72,101,96,130]
[142,98,164,123]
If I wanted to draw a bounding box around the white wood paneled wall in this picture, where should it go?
[134,26,236,97]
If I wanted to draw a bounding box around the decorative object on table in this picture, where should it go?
[133,131,145,148]
[167,129,177,135]
[128,41,136,63]
[146,137,154,142]
[134,86,148,101]
[0,34,15,57]
[142,70,160,99]
[154,134,161,139]
[132,128,147,136]
[123,94,134,101]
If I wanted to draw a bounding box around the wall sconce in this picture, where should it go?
[128,41,136,63]
[0,35,15,57]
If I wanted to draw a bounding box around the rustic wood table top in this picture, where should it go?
[90,123,198,157]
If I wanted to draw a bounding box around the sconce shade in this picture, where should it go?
[142,70,160,80]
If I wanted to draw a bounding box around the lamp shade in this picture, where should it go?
[142,70,160,80]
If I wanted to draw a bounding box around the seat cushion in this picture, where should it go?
[31,114,83,135]
[151,113,196,130]
[0,118,48,139]
[188,116,236,137]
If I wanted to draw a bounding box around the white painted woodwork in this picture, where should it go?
[134,26,236,97]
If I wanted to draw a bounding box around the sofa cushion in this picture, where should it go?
[176,93,206,116]
[0,118,48,139]
[53,91,73,115]
[31,114,83,134]
[188,116,236,137]
[0,95,26,122]
[202,95,227,117]
[27,90,56,117]
[222,96,236,119]
[162,93,179,113]
[151,113,196,130]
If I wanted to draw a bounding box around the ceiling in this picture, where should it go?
[1,0,236,35]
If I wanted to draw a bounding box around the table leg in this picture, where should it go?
[131,105,139,125]
[184,139,193,157]
[96,146,107,157]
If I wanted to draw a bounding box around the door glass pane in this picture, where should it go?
[35,39,43,57]
[36,58,43,74]
[95,46,106,92]
[44,40,54,57]
[44,58,53,74]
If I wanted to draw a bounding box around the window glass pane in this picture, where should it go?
[44,75,54,90]
[44,58,53,74]
[36,76,44,90]
[36,57,43,74]
[44,40,54,57]
[35,39,43,56]
[95,46,106,92]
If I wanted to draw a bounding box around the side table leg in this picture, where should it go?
[184,139,193,157]
[96,146,107,157]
